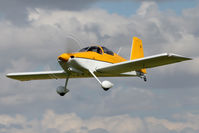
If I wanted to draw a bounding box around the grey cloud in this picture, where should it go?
[84,23,111,43]
[0,124,6,129]
[45,128,60,133]
[88,128,109,133]
[134,0,181,1]
[0,0,186,25]
[0,0,98,25]
[181,128,199,133]
[0,123,23,131]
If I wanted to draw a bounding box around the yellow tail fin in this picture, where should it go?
[130,37,147,74]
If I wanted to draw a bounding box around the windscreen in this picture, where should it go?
[102,46,114,55]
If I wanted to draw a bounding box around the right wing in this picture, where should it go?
[6,70,90,81]
[6,70,67,81]
[96,53,191,74]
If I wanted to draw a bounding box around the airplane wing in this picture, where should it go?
[7,69,116,81]
[6,70,67,81]
[96,53,192,74]
[7,53,191,81]
[6,70,92,81]
[6,69,138,81]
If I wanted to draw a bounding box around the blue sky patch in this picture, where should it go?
[94,0,198,16]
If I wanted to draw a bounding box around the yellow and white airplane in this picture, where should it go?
[6,37,191,96]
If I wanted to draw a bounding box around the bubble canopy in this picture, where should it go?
[79,46,114,55]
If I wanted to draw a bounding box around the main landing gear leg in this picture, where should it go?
[56,74,70,96]
[89,70,114,91]
[64,74,70,89]
[143,75,147,82]
[139,74,147,82]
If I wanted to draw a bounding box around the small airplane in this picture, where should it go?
[6,37,191,96]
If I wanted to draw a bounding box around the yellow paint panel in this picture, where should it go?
[131,37,144,60]
[58,40,146,74]
[130,37,147,74]
[73,52,126,64]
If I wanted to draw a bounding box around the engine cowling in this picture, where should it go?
[56,86,69,96]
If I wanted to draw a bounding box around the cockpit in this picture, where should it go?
[79,46,114,56]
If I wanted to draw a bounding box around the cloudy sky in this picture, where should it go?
[0,0,199,132]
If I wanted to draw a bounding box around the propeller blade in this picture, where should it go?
[65,35,81,53]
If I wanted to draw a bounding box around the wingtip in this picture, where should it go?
[167,53,192,61]
[6,73,11,78]
[6,73,17,77]
[186,57,192,60]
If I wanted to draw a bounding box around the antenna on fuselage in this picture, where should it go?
[117,47,122,55]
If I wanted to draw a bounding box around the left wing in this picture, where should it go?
[96,53,191,74]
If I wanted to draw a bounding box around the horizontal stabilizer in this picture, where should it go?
[96,53,192,74]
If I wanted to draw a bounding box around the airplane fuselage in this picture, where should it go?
[58,45,138,78]
[58,56,138,78]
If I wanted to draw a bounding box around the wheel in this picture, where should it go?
[101,80,113,91]
[56,86,69,96]
[144,77,147,82]
[103,88,110,91]
[59,93,66,96]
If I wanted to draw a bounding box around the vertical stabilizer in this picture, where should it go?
[130,37,147,74]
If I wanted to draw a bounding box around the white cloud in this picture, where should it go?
[137,2,158,16]
[0,114,26,126]
[0,110,199,133]
[42,110,83,132]
[146,114,199,132]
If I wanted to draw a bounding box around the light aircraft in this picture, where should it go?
[6,37,191,96]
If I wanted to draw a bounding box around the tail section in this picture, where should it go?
[130,37,147,74]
